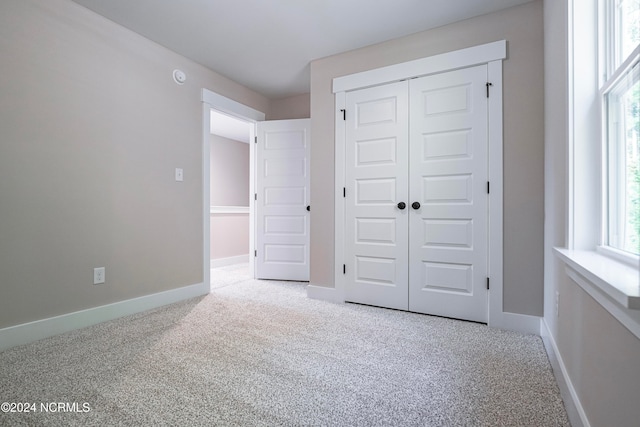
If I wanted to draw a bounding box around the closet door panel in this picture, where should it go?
[408,65,489,323]
[344,81,409,310]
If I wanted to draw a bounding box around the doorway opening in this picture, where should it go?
[202,89,311,289]
[209,110,253,286]
[202,89,265,290]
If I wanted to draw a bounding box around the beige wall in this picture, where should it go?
[543,1,640,426]
[210,135,250,207]
[210,215,249,260]
[0,0,269,329]
[268,93,311,120]
[210,134,250,260]
[309,0,545,316]
[557,274,640,426]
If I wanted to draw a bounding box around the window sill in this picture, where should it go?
[555,248,639,309]
[554,248,640,339]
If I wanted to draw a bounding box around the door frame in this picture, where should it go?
[202,89,265,285]
[332,40,519,330]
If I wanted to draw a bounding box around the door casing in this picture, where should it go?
[202,89,265,283]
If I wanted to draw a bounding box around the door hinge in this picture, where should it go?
[340,109,346,121]
[486,82,493,98]
[487,181,490,194]
[254,193,257,201]
[343,264,346,274]
[254,136,258,144]
[486,277,490,290]
[343,187,346,198]
[255,250,257,257]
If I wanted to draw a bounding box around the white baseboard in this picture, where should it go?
[307,284,343,304]
[540,318,589,427]
[490,312,541,335]
[210,254,249,269]
[0,281,208,352]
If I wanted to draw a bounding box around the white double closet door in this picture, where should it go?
[344,65,489,323]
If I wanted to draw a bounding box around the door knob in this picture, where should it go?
[412,201,421,210]
[306,205,310,212]
[397,202,406,210]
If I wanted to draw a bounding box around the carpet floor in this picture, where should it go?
[0,264,570,426]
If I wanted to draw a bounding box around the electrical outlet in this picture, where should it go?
[175,168,184,182]
[93,267,105,285]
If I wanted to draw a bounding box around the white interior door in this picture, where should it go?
[256,119,311,281]
[344,81,409,310]
[408,65,488,323]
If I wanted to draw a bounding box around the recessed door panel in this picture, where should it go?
[265,158,306,177]
[423,130,472,160]
[422,84,471,116]
[264,187,306,206]
[422,174,473,204]
[423,219,473,248]
[356,218,396,245]
[422,262,473,294]
[264,216,306,236]
[356,97,397,127]
[356,256,397,286]
[264,130,306,150]
[356,178,396,204]
[264,244,306,264]
[356,138,397,166]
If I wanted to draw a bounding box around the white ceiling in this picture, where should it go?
[71,0,532,99]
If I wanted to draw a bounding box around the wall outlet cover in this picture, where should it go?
[93,267,105,285]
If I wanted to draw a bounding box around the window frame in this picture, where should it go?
[598,0,640,264]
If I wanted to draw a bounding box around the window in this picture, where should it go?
[558,0,640,336]
[601,0,640,257]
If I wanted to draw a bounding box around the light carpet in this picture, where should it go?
[0,264,570,426]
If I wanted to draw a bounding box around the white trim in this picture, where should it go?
[202,89,265,281]
[332,92,347,302]
[307,284,343,304]
[597,245,640,268]
[567,0,576,249]
[486,59,505,330]
[332,40,506,93]
[249,124,256,279]
[202,104,211,293]
[540,319,590,427]
[0,282,207,352]
[599,44,640,95]
[556,248,640,310]
[201,90,265,122]
[210,254,249,269]
[330,41,509,331]
[567,0,601,251]
[210,205,250,214]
